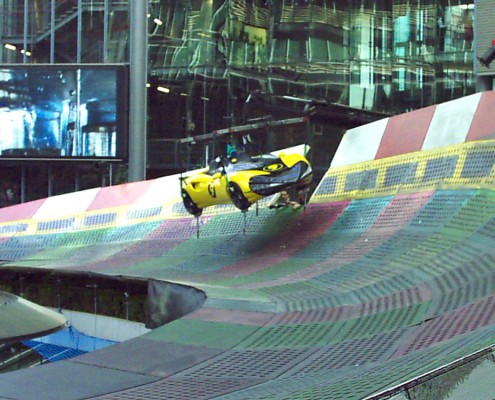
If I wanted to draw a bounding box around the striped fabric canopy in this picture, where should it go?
[0,92,495,399]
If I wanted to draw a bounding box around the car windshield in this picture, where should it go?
[207,152,280,175]
[257,154,279,163]
[225,161,264,173]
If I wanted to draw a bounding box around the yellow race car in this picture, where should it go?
[180,151,312,216]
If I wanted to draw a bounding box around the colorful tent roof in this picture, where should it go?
[0,92,495,399]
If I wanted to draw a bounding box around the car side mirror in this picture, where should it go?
[212,172,222,180]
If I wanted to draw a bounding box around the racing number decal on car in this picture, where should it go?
[208,183,217,198]
[263,163,284,172]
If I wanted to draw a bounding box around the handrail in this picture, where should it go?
[0,347,39,369]
[364,344,495,400]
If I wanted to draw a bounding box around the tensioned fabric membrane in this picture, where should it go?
[0,292,66,345]
[0,92,495,399]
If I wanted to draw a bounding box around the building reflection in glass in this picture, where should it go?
[0,1,478,194]
[144,0,476,171]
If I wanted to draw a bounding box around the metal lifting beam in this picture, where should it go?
[179,116,309,145]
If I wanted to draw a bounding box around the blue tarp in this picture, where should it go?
[23,325,116,362]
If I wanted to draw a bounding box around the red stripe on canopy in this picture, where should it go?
[376,105,436,159]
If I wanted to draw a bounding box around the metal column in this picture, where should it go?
[23,0,28,63]
[0,0,3,63]
[128,0,148,182]
[50,0,55,63]
[77,0,82,63]
[103,0,109,63]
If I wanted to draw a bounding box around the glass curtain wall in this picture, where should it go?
[0,0,129,203]
[147,0,475,169]
[0,0,129,64]
[0,0,476,178]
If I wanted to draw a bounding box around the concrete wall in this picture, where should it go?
[58,309,150,343]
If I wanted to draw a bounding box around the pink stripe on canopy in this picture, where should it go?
[87,180,155,211]
[0,199,46,223]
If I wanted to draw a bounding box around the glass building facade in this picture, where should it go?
[0,0,477,199]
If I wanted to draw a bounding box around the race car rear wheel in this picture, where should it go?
[182,190,202,217]
[228,182,251,211]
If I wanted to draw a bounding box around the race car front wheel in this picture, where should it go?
[182,190,202,217]
[228,182,251,211]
